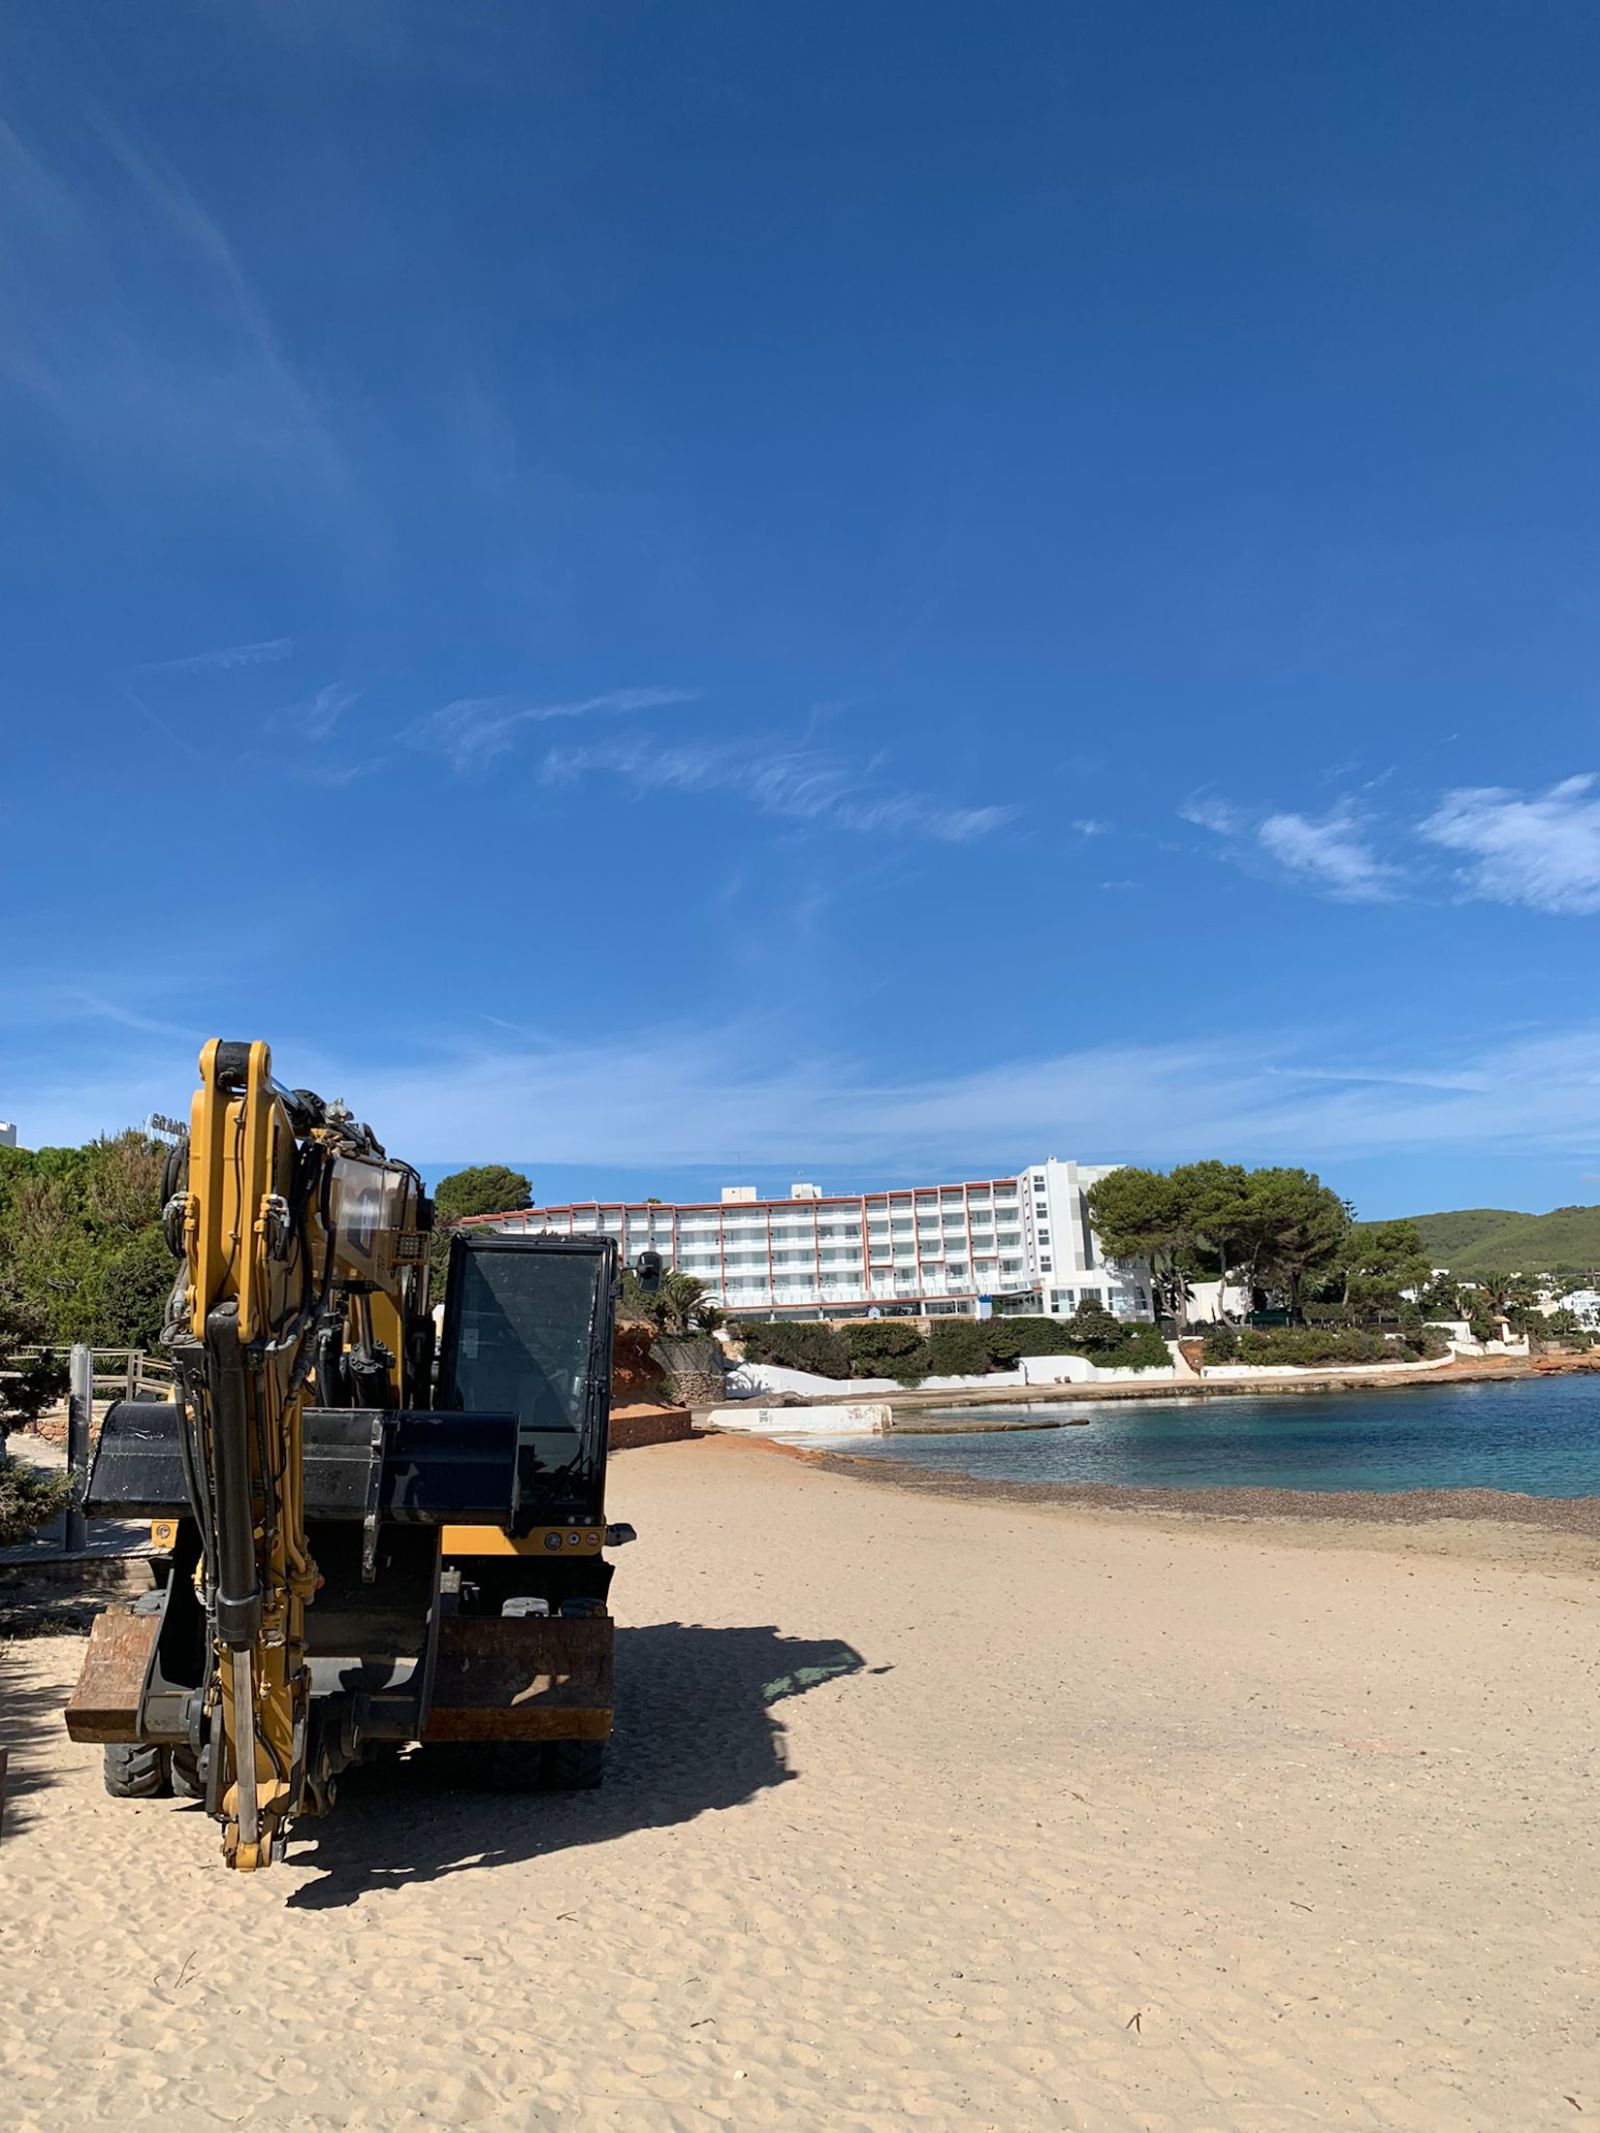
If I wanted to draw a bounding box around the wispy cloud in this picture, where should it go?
[144,637,295,673]
[541,737,1018,844]
[0,105,350,511]
[411,688,696,774]
[122,685,200,760]
[1071,818,1109,837]
[18,989,1600,1183]
[1184,791,1397,902]
[270,1018,1600,1174]
[295,682,362,741]
[1179,793,1243,837]
[1419,774,1600,915]
[1256,805,1397,903]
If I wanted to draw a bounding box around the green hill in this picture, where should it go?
[1407,1205,1600,1278]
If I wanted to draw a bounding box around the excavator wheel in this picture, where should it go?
[102,1742,171,1799]
[543,1739,606,1792]
[169,1746,205,1799]
[476,1742,548,1792]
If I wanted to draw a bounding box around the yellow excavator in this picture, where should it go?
[65,1040,641,1869]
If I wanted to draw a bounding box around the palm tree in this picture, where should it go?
[619,1268,723,1336]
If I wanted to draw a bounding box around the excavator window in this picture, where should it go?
[437,1234,615,1521]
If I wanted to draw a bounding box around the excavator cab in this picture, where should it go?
[438,1233,615,1529]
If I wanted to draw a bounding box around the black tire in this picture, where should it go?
[544,1738,605,1792]
[419,1740,542,1791]
[102,1742,171,1799]
[169,1746,204,1799]
[481,1741,548,1791]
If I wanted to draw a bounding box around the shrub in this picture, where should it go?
[1201,1322,1239,1363]
[729,1320,850,1380]
[844,1320,928,1378]
[924,1321,991,1377]
[1399,1327,1449,1360]
[76,1228,176,1350]
[0,1455,73,1547]
[980,1317,1074,1363]
[1230,1326,1442,1368]
[1112,1325,1172,1371]
[1056,1301,1125,1355]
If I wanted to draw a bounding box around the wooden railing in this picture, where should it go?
[86,1347,174,1403]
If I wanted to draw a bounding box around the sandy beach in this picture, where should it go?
[3,1433,1597,2132]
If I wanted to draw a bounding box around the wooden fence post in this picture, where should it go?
[66,1344,92,1554]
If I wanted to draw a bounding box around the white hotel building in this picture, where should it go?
[465,1158,1151,1323]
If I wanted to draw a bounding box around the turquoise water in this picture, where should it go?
[806,1378,1600,1497]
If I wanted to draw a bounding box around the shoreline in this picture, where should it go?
[740,1433,1600,1542]
[727,1348,1600,1416]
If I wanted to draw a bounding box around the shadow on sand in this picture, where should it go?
[283,1622,881,1911]
[0,1671,76,1835]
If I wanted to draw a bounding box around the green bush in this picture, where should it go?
[1404,1328,1450,1360]
[1056,1301,1126,1354]
[1113,1325,1172,1371]
[76,1228,176,1350]
[0,1455,73,1547]
[1228,1326,1445,1368]
[734,1311,1170,1383]
[979,1317,1075,1363]
[1201,1322,1239,1363]
[844,1320,928,1378]
[730,1321,850,1379]
[924,1321,991,1377]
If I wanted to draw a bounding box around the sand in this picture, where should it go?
[2,1434,1596,2132]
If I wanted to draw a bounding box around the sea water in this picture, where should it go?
[804,1376,1600,1496]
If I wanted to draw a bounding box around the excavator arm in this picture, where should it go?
[174,1039,432,1866]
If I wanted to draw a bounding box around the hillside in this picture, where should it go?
[1408,1204,1600,1277]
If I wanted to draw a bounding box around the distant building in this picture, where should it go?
[465,1157,1151,1322]
[0,1122,16,1150]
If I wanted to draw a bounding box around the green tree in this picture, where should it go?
[1248,1168,1351,1319]
[618,1268,722,1335]
[1339,1219,1432,1321]
[433,1166,533,1220]
[1468,1269,1532,1316]
[1416,1270,1463,1318]
[79,1229,178,1350]
[428,1165,534,1304]
[1056,1299,1126,1354]
[1084,1166,1199,1324]
[1171,1160,1254,1317]
[0,1130,171,1350]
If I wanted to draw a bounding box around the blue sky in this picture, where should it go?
[5,2,1600,1219]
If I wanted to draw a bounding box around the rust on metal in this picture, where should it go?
[421,1614,613,1743]
[64,1610,158,1744]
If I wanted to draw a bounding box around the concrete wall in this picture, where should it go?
[608,1404,695,1451]
[707,1402,891,1437]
